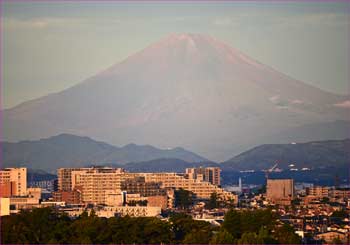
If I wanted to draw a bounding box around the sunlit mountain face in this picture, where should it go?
[3,33,349,161]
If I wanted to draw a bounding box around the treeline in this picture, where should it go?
[1,207,301,244]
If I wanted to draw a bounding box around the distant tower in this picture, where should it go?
[334,174,340,188]
[238,177,242,192]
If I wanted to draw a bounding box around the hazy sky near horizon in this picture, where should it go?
[2,1,349,109]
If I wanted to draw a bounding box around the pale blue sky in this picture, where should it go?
[2,1,349,109]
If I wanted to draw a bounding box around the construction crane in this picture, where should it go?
[264,163,278,180]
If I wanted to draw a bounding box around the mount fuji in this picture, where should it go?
[3,33,349,161]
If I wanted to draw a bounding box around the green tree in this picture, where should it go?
[142,217,174,244]
[222,209,241,239]
[331,210,348,219]
[68,209,107,244]
[222,209,277,242]
[331,237,344,244]
[257,226,277,244]
[183,230,212,244]
[210,229,235,244]
[169,213,214,243]
[174,188,193,209]
[320,197,330,204]
[170,213,196,242]
[274,223,301,244]
[206,192,220,209]
[1,206,302,244]
[237,232,261,244]
[240,209,275,234]
[1,207,71,244]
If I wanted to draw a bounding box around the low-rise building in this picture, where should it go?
[330,188,350,199]
[52,188,82,204]
[147,195,168,209]
[306,186,329,198]
[10,196,40,210]
[27,187,42,200]
[315,231,348,244]
[0,197,10,216]
[97,206,161,217]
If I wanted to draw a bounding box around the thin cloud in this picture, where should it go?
[334,100,350,108]
[4,17,81,30]
[213,17,235,26]
[3,17,122,31]
[276,12,348,28]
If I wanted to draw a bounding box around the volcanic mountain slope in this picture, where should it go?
[2,134,207,172]
[3,33,349,160]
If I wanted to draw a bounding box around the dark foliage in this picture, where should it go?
[219,209,301,244]
[1,207,301,244]
[174,188,194,209]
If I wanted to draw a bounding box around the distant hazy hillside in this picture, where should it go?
[2,134,207,172]
[122,158,218,173]
[264,120,350,145]
[27,169,57,182]
[4,134,349,176]
[222,139,350,171]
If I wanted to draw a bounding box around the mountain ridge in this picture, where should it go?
[3,33,349,160]
[3,134,349,174]
[2,133,207,171]
[221,138,350,171]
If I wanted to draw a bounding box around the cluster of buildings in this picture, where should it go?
[1,166,349,244]
[51,166,236,217]
[246,178,350,244]
[0,168,60,215]
[0,166,237,217]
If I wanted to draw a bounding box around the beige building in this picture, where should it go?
[266,179,294,205]
[97,206,161,217]
[315,231,348,244]
[105,191,124,206]
[0,168,27,196]
[186,167,221,186]
[58,167,95,191]
[330,188,350,199]
[52,188,82,204]
[105,191,168,209]
[10,196,40,210]
[27,187,42,200]
[0,197,10,216]
[143,172,235,201]
[147,195,168,209]
[58,167,236,205]
[75,172,136,204]
[306,186,329,198]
